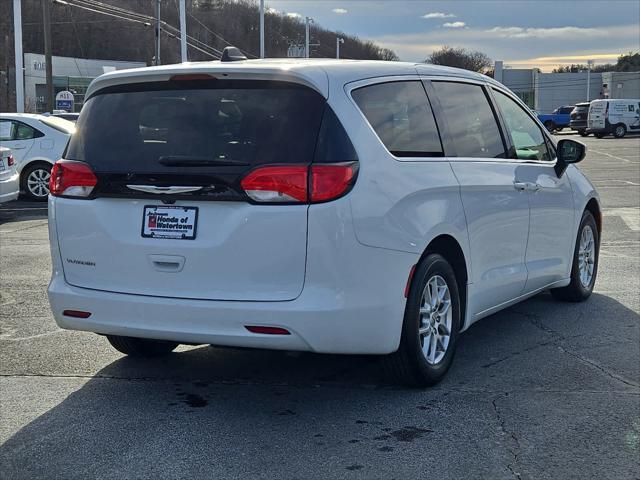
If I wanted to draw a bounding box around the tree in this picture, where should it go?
[616,52,640,72]
[425,46,492,73]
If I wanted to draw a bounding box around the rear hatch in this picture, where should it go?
[55,77,329,301]
[588,101,607,129]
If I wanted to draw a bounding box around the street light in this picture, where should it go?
[336,37,344,59]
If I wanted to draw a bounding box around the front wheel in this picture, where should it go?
[544,120,556,132]
[107,335,179,357]
[551,210,599,302]
[614,124,627,138]
[383,254,461,387]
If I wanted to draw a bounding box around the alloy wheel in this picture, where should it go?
[418,275,453,365]
[578,225,595,287]
[27,168,51,198]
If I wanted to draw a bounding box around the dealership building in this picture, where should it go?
[494,61,640,113]
[21,53,145,113]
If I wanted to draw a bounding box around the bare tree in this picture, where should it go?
[426,46,492,73]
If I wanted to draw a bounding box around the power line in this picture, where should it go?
[186,11,257,58]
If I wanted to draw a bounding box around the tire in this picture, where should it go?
[383,254,461,387]
[613,124,627,138]
[107,335,179,357]
[594,133,605,138]
[556,127,564,132]
[579,131,588,137]
[20,162,52,201]
[544,120,556,132]
[551,210,599,302]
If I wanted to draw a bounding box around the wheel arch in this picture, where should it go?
[585,197,602,236]
[18,158,54,177]
[420,234,469,331]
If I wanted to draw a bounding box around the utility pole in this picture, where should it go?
[179,0,187,62]
[305,17,313,58]
[586,59,593,101]
[43,0,53,112]
[13,0,24,112]
[336,37,344,59]
[155,0,161,65]
[259,0,265,58]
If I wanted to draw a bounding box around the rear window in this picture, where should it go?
[352,81,443,157]
[66,80,326,173]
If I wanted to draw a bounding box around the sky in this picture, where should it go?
[267,0,640,71]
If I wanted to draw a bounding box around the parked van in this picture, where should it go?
[47,57,601,387]
[587,99,640,138]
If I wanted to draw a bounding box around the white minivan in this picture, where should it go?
[587,98,640,138]
[47,58,601,386]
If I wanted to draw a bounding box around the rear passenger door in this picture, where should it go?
[491,88,575,292]
[427,80,530,317]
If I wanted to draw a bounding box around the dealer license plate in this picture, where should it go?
[142,206,198,240]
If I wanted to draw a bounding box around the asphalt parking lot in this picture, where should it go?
[1,134,638,479]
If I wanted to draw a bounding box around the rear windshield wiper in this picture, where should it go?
[158,156,249,167]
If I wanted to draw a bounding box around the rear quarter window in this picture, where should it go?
[351,81,443,157]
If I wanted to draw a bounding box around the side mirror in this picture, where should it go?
[555,138,586,177]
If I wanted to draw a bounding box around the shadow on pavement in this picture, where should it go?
[1,292,638,479]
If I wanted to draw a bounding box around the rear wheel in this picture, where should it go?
[614,124,627,138]
[20,163,52,201]
[551,210,599,302]
[579,131,588,137]
[383,254,461,387]
[107,335,179,357]
[544,120,556,132]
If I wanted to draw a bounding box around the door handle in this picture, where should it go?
[514,181,541,192]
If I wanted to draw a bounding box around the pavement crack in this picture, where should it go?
[491,393,522,480]
[514,310,640,389]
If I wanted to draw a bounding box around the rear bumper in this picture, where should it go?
[0,173,19,203]
[48,269,407,355]
[569,121,587,131]
[586,127,610,134]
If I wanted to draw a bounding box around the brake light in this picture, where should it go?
[7,155,14,167]
[63,310,92,318]
[240,163,357,204]
[241,165,308,202]
[310,164,356,202]
[49,160,97,198]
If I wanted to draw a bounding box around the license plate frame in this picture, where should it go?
[141,205,199,240]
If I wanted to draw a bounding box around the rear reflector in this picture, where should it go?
[240,163,357,204]
[245,326,291,335]
[7,155,14,167]
[50,160,97,198]
[405,264,417,298]
[169,74,215,81]
[63,310,92,318]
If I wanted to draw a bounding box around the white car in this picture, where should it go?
[0,113,75,201]
[47,58,601,386]
[0,146,19,204]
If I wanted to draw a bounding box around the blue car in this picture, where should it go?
[538,105,575,132]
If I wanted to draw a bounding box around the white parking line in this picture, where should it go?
[590,149,636,164]
[605,207,640,231]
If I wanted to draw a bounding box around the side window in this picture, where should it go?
[352,81,443,157]
[0,120,16,141]
[629,105,636,112]
[15,122,39,140]
[493,90,551,161]
[431,81,506,158]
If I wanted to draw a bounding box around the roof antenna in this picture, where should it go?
[221,46,248,62]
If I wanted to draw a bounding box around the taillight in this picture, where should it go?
[7,155,14,167]
[240,163,357,204]
[49,160,97,198]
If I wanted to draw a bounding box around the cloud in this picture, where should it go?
[332,8,348,14]
[285,12,302,19]
[487,26,606,39]
[422,12,456,19]
[443,22,466,28]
